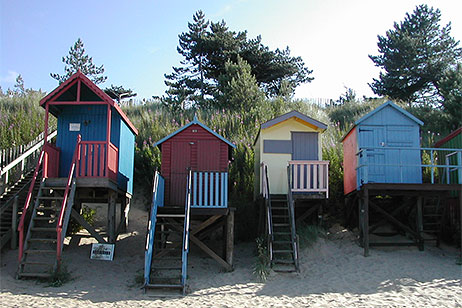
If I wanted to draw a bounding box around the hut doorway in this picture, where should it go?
[170,141,192,205]
[291,132,318,160]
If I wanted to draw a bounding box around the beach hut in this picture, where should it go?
[434,127,462,185]
[144,117,235,293]
[342,100,423,194]
[254,110,328,272]
[341,101,462,256]
[17,71,138,278]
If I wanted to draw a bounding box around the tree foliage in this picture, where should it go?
[163,10,313,109]
[104,84,137,101]
[51,38,107,84]
[369,5,462,105]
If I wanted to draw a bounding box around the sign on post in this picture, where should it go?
[90,243,115,261]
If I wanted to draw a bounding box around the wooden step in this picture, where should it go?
[42,186,66,190]
[157,214,186,218]
[273,259,295,264]
[34,216,56,221]
[273,223,290,227]
[273,249,293,253]
[18,272,52,278]
[37,206,59,211]
[31,227,56,232]
[25,249,55,254]
[144,283,183,289]
[152,266,182,270]
[29,238,57,243]
[38,196,64,200]
[271,207,288,210]
[21,261,55,266]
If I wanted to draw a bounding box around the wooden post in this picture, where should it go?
[459,191,462,264]
[225,210,234,269]
[11,195,18,249]
[358,194,363,247]
[363,188,369,257]
[108,190,117,243]
[416,196,424,251]
[120,197,129,233]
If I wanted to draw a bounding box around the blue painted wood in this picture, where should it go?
[193,172,197,206]
[57,105,107,177]
[224,175,228,207]
[221,173,225,206]
[215,172,219,206]
[204,173,208,206]
[144,172,164,286]
[356,102,423,186]
[199,173,203,206]
[117,118,135,194]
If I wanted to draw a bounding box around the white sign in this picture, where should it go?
[69,123,81,131]
[90,243,114,261]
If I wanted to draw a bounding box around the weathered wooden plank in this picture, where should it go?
[190,233,232,271]
[225,210,234,268]
[108,190,117,243]
[363,188,369,257]
[71,208,106,243]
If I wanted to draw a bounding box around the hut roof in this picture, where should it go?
[39,71,138,135]
[155,116,236,149]
[260,110,327,131]
[341,101,423,142]
[434,127,462,148]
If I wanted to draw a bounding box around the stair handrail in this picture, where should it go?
[181,169,192,292]
[144,170,162,286]
[56,135,81,267]
[17,149,45,262]
[261,162,273,262]
[286,165,299,271]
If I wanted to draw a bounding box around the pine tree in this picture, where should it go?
[369,5,462,105]
[51,38,107,84]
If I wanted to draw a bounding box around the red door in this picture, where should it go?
[170,141,191,206]
[197,140,220,171]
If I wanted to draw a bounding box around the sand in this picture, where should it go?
[1,199,461,308]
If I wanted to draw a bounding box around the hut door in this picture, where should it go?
[292,132,318,160]
[197,140,221,171]
[170,141,192,206]
[358,126,386,183]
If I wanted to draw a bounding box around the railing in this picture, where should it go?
[446,152,462,184]
[191,171,228,208]
[1,130,57,196]
[43,143,60,178]
[76,141,118,182]
[0,128,56,168]
[289,161,329,198]
[260,162,273,263]
[356,147,462,185]
[144,170,164,286]
[18,150,45,262]
[286,165,299,271]
[56,135,81,268]
[181,169,192,293]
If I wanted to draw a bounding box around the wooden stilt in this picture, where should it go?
[363,188,369,257]
[225,210,234,269]
[71,209,107,243]
[120,196,129,233]
[416,196,424,251]
[108,190,117,243]
[459,192,462,264]
[358,194,364,247]
[11,195,18,249]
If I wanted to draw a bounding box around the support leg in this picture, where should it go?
[416,196,424,251]
[108,190,117,243]
[11,195,18,249]
[225,210,234,269]
[363,188,369,257]
[120,197,129,233]
[358,195,364,247]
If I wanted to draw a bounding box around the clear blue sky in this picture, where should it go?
[1,0,461,101]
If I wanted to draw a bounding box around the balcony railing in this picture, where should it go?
[356,146,462,185]
[289,160,329,198]
[191,171,228,208]
[76,141,118,182]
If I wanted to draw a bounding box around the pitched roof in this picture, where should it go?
[434,127,462,148]
[39,71,138,135]
[355,100,423,126]
[155,116,236,149]
[260,110,327,130]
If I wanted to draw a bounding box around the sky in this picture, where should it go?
[1,0,462,102]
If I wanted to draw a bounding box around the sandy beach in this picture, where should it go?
[1,199,461,308]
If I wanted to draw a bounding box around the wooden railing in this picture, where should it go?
[260,162,274,263]
[289,161,329,198]
[76,141,118,182]
[56,135,81,268]
[181,170,192,293]
[191,171,228,208]
[144,171,164,286]
[18,150,45,262]
[286,165,299,271]
[1,130,57,196]
[356,147,462,185]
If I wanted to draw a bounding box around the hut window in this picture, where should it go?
[263,140,292,154]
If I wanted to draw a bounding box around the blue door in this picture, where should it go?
[358,126,386,184]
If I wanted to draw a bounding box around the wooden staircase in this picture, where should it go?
[269,195,299,272]
[261,163,299,273]
[421,196,444,246]
[0,170,40,249]
[144,171,191,295]
[17,179,76,278]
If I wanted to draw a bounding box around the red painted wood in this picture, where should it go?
[197,140,220,171]
[170,141,191,205]
[43,143,60,178]
[108,142,118,181]
[77,80,81,103]
[343,127,358,195]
